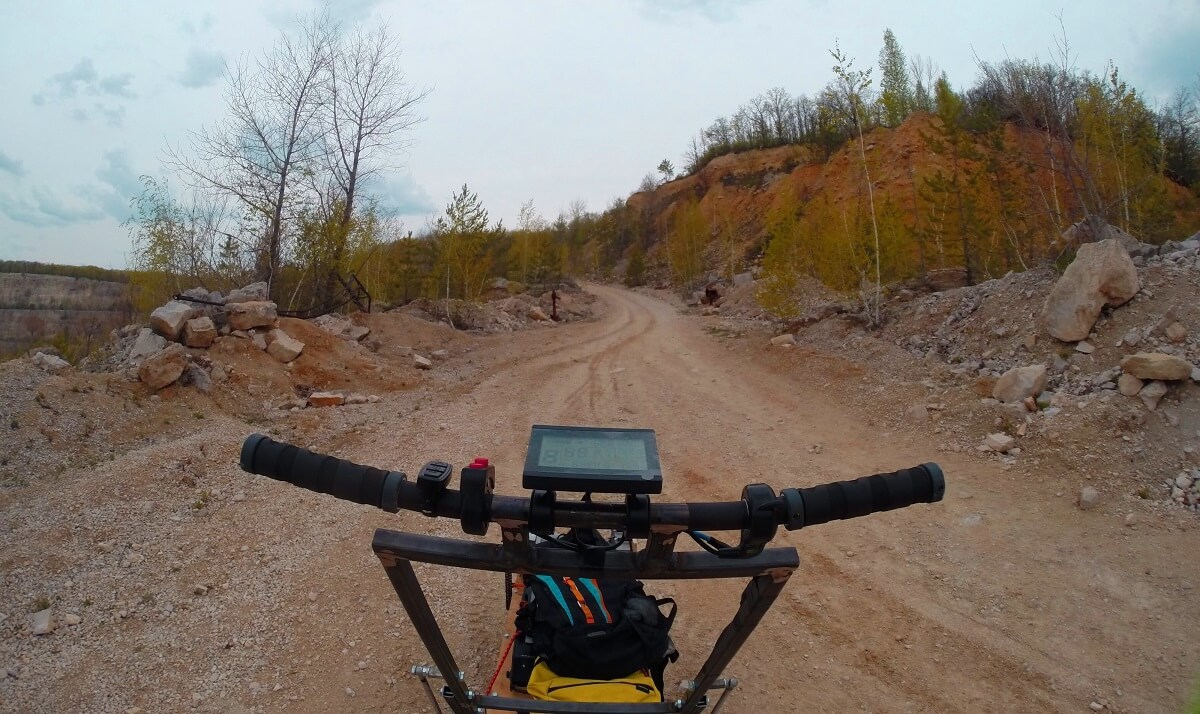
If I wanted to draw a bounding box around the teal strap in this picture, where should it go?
[579,578,611,623]
[535,575,574,625]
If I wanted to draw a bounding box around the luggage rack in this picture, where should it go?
[373,528,796,713]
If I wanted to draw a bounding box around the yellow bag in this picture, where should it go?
[525,660,661,703]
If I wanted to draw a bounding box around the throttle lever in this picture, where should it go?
[736,484,778,558]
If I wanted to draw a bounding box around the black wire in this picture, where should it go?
[686,530,740,557]
[542,533,629,554]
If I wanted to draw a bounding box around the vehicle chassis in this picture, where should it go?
[373,522,799,714]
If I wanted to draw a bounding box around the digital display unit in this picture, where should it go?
[523,425,662,494]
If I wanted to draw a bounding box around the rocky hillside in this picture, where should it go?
[692,231,1200,513]
[0,274,133,356]
[624,113,1200,291]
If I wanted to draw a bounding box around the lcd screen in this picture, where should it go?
[536,435,649,471]
[523,425,662,494]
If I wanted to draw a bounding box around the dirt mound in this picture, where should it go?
[396,286,601,333]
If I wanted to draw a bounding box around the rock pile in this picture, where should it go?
[1168,469,1200,511]
[31,351,70,374]
[399,284,598,333]
[874,228,1199,481]
[134,282,306,391]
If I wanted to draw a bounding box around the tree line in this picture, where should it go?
[675,29,1200,192]
[128,19,1199,326]
[0,261,130,283]
[127,11,626,313]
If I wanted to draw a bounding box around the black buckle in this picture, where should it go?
[528,490,555,537]
[626,494,651,539]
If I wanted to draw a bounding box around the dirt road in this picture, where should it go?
[4,285,1197,713]
[290,284,1198,713]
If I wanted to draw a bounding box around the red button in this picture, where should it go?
[470,458,489,468]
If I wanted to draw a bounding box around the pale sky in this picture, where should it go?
[0,0,1196,268]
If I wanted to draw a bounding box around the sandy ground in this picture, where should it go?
[3,284,1198,713]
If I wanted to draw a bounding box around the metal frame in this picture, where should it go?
[373,529,798,714]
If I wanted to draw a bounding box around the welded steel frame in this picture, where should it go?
[372,529,798,714]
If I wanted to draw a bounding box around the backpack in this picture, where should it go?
[514,573,677,682]
[525,661,661,704]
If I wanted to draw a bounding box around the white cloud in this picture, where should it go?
[0,149,143,227]
[91,150,144,221]
[30,57,137,127]
[178,49,226,89]
[371,171,437,219]
[181,13,217,37]
[637,0,762,23]
[0,150,26,178]
[0,186,106,227]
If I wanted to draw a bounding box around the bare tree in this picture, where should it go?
[169,14,334,301]
[908,54,939,112]
[319,22,429,304]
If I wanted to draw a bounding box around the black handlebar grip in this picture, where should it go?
[781,463,944,530]
[240,434,405,511]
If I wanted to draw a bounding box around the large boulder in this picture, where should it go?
[925,267,970,292]
[227,301,278,331]
[1120,353,1194,381]
[265,329,305,363]
[150,301,200,341]
[1040,239,1139,341]
[984,433,1015,453]
[182,317,217,348]
[226,282,269,304]
[138,343,188,390]
[179,363,213,394]
[312,314,371,342]
[1117,373,1144,396]
[992,365,1048,404]
[31,608,54,636]
[32,352,70,373]
[181,287,224,305]
[128,328,167,362]
[307,391,345,408]
[1138,381,1168,410]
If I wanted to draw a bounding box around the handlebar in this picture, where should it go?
[239,434,943,539]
